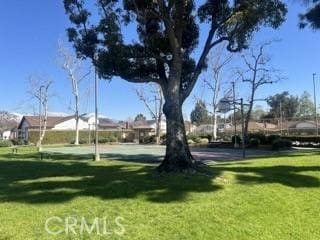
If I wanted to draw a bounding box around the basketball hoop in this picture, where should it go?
[217,98,231,113]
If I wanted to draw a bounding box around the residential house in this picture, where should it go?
[184,121,196,135]
[84,115,122,131]
[129,119,166,143]
[225,121,278,134]
[0,120,18,140]
[18,115,125,141]
[18,115,89,140]
[281,120,318,135]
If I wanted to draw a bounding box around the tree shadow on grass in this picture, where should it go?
[214,165,320,188]
[0,152,319,205]
[0,158,221,204]
[213,149,320,165]
[3,152,163,164]
[101,153,163,164]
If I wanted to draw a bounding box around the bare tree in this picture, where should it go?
[203,47,233,141]
[58,39,90,145]
[135,84,164,144]
[237,41,281,139]
[27,74,53,147]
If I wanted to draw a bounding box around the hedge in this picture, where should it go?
[28,130,122,145]
[187,133,210,142]
[0,140,13,147]
[282,136,320,143]
[272,139,292,150]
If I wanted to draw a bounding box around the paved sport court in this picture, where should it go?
[42,144,282,164]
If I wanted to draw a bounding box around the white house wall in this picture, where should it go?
[150,120,167,133]
[53,118,89,130]
[295,122,316,129]
[1,130,11,140]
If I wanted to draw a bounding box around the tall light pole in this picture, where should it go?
[279,101,283,136]
[94,54,100,161]
[38,85,44,152]
[240,98,246,159]
[313,73,319,136]
[232,81,238,148]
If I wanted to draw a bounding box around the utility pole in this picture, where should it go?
[280,101,283,136]
[221,96,246,158]
[232,81,238,148]
[313,73,318,136]
[240,98,246,159]
[88,124,91,144]
[38,85,44,152]
[94,55,100,161]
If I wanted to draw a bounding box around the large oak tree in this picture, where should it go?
[64,0,287,172]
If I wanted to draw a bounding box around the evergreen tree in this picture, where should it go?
[64,0,287,172]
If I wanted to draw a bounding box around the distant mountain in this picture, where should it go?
[47,112,69,117]
[0,111,21,122]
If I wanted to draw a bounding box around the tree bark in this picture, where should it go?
[155,89,163,144]
[212,112,218,141]
[155,117,161,144]
[39,97,48,145]
[157,98,195,173]
[244,84,256,140]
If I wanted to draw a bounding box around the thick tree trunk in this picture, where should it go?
[157,99,195,173]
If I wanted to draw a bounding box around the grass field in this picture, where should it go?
[0,146,319,239]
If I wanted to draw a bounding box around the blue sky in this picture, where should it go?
[0,0,320,120]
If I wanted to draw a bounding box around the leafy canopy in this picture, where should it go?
[134,113,147,121]
[266,91,300,118]
[64,0,287,101]
[300,0,320,29]
[190,100,209,126]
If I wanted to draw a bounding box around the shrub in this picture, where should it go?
[200,138,209,144]
[70,139,88,144]
[160,134,166,144]
[266,135,281,145]
[98,138,109,144]
[187,133,210,142]
[188,139,195,145]
[11,139,27,145]
[98,136,118,144]
[143,135,156,144]
[249,138,260,148]
[282,136,320,143]
[0,140,13,147]
[194,137,202,144]
[28,130,121,145]
[187,133,198,142]
[272,138,292,151]
[248,133,267,145]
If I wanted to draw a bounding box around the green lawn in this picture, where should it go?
[0,147,319,239]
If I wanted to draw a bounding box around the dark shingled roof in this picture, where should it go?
[99,118,120,128]
[130,120,154,130]
[18,115,75,129]
[0,120,18,132]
